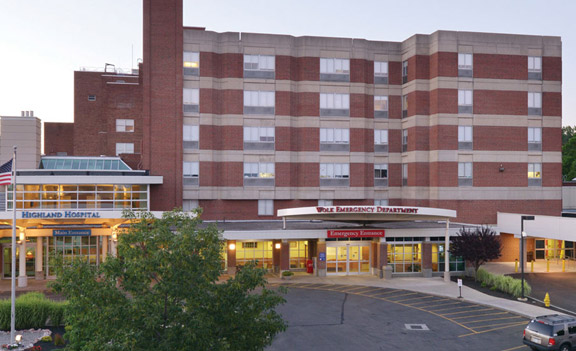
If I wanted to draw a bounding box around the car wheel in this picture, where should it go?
[559,343,571,351]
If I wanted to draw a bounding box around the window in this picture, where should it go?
[458,90,473,114]
[183,200,199,211]
[458,53,473,77]
[374,164,388,187]
[258,200,274,216]
[528,127,542,151]
[320,93,350,117]
[374,61,388,84]
[528,56,542,80]
[402,60,408,84]
[115,143,134,155]
[458,126,473,150]
[320,163,349,179]
[528,163,542,186]
[318,200,333,207]
[374,129,389,153]
[402,94,408,118]
[244,126,275,150]
[183,161,199,186]
[458,162,473,186]
[183,88,199,114]
[402,164,408,186]
[320,58,350,82]
[375,199,388,206]
[320,128,349,144]
[183,125,199,150]
[374,96,389,118]
[244,162,275,186]
[183,51,199,76]
[244,162,274,178]
[528,92,542,116]
[88,95,96,101]
[320,163,350,187]
[244,127,275,142]
[116,119,134,132]
[244,55,275,79]
[402,129,408,152]
[244,91,275,115]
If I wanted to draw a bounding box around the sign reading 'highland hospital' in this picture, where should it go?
[316,206,419,214]
[327,230,385,238]
[21,211,102,219]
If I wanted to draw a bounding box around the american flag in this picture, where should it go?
[0,159,12,185]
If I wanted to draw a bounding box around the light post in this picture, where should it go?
[520,215,535,301]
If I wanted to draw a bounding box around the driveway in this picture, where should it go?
[511,272,576,314]
[267,283,533,351]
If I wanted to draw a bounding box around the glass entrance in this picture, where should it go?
[2,244,35,278]
[326,243,370,275]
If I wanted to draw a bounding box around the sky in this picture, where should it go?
[0,0,575,126]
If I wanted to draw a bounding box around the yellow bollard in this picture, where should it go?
[515,259,518,273]
[547,258,550,273]
[544,293,550,307]
[531,260,534,273]
[563,259,566,272]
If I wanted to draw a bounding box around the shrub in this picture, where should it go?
[474,268,531,298]
[281,271,294,277]
[53,333,65,346]
[40,336,52,342]
[0,293,67,330]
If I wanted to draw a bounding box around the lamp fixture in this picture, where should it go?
[275,243,281,249]
[229,243,236,250]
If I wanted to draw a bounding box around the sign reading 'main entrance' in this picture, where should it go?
[327,230,385,238]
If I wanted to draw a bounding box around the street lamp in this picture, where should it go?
[520,215,535,300]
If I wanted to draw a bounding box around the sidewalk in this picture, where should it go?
[268,272,556,320]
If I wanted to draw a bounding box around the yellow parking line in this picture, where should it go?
[395,295,437,303]
[408,298,452,306]
[452,311,509,320]
[425,303,468,312]
[464,315,524,324]
[352,287,383,294]
[438,306,492,315]
[474,321,528,329]
[385,292,419,300]
[459,322,526,337]
[500,345,526,351]
[368,289,402,296]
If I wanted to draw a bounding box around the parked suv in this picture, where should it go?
[523,314,576,351]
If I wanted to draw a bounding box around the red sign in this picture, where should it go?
[327,229,385,238]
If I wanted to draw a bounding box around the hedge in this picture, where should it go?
[476,268,531,298]
[0,292,67,330]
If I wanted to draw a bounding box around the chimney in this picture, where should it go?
[21,111,25,117]
[30,111,34,117]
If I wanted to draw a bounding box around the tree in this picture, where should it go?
[562,126,576,146]
[563,134,576,181]
[449,226,502,277]
[51,210,286,351]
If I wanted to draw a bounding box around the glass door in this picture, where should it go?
[2,244,35,278]
[327,243,371,275]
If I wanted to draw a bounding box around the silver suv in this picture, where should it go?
[523,314,576,351]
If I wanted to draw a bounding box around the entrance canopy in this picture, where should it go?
[278,206,457,225]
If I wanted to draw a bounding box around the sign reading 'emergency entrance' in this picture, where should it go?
[327,230,385,238]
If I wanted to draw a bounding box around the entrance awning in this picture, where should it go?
[278,206,457,225]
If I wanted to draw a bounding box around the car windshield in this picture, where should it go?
[527,321,553,336]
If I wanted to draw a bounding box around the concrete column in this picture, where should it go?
[421,242,432,278]
[102,236,108,261]
[317,239,326,277]
[280,240,290,272]
[35,237,43,280]
[444,219,451,282]
[18,232,27,287]
[227,240,236,275]
[377,241,391,279]
[272,240,281,273]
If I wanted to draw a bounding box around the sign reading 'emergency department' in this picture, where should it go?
[316,206,419,214]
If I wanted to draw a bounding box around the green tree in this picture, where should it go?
[563,131,576,181]
[51,210,286,351]
[562,125,576,145]
[449,226,502,277]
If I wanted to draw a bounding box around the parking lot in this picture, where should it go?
[267,283,534,351]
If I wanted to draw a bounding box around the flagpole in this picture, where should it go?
[10,146,17,345]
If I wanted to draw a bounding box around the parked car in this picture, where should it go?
[523,314,576,351]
